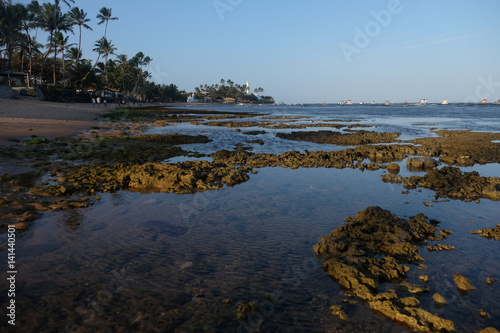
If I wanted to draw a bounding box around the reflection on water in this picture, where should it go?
[1,167,499,332]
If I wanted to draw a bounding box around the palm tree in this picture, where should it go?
[96,7,118,38]
[68,6,92,60]
[56,0,74,8]
[0,0,25,85]
[36,1,73,85]
[65,46,80,65]
[69,59,97,92]
[55,31,74,87]
[130,52,152,98]
[115,54,131,94]
[23,0,41,87]
[92,36,116,87]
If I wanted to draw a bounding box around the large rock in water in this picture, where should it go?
[314,206,456,332]
[404,166,500,201]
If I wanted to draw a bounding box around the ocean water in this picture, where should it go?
[1,104,500,332]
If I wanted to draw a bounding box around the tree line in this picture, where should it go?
[195,79,274,103]
[0,0,184,102]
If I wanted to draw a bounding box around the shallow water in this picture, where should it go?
[147,104,500,156]
[1,104,500,332]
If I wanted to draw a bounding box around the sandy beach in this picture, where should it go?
[0,98,113,146]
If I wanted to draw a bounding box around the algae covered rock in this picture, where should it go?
[453,273,476,293]
[314,206,456,332]
[404,166,500,201]
[432,293,447,306]
[471,224,500,240]
[406,157,438,171]
[52,161,251,195]
[276,130,400,146]
[479,327,500,333]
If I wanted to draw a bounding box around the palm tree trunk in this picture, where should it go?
[7,40,13,86]
[78,24,82,58]
[62,49,66,88]
[53,45,58,86]
[40,31,54,85]
[104,53,108,87]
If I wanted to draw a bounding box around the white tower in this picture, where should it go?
[245,81,250,95]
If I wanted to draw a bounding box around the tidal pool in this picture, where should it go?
[1,165,499,332]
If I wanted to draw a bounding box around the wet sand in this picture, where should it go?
[0,98,116,146]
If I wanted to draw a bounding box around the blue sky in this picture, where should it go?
[15,0,500,103]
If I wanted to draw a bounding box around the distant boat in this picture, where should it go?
[346,100,352,105]
[360,101,364,105]
[480,99,488,104]
[442,100,448,105]
[321,101,326,105]
[384,100,390,105]
[419,98,427,105]
[371,100,376,105]
[403,100,408,105]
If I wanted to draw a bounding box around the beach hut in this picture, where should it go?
[0,71,28,86]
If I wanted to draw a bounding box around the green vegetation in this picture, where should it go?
[194,78,274,103]
[0,0,184,102]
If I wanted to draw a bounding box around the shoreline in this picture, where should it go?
[0,98,111,146]
[0,98,163,147]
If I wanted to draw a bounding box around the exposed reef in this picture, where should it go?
[314,206,456,332]
[276,130,400,145]
[40,161,251,195]
[410,130,500,166]
[470,224,500,240]
[404,167,500,201]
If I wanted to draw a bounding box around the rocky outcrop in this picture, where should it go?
[404,167,500,201]
[411,130,500,166]
[382,173,403,183]
[211,144,439,170]
[276,130,400,146]
[314,207,456,332]
[470,224,500,240]
[406,157,438,171]
[43,161,251,195]
[453,273,476,293]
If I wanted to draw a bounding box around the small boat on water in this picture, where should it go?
[419,98,427,105]
[384,100,390,105]
[371,100,376,105]
[346,100,352,105]
[360,101,364,105]
[442,100,448,105]
[480,99,488,104]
